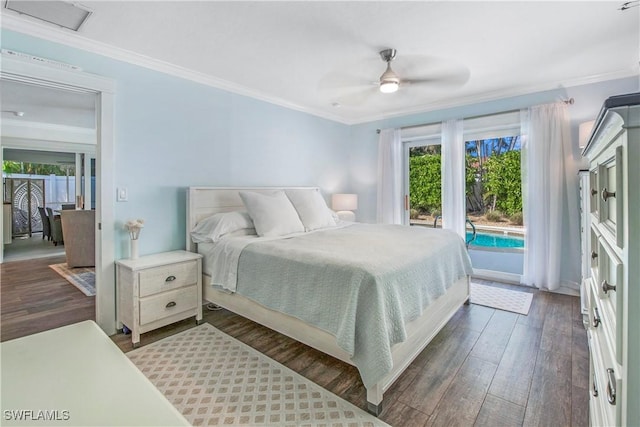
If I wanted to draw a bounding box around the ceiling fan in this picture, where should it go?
[320,48,470,106]
[378,48,401,93]
[376,48,471,95]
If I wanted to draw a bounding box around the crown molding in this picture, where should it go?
[1,14,349,124]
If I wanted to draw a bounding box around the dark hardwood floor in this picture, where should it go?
[0,255,95,342]
[2,259,589,426]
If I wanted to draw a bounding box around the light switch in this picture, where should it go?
[117,187,128,202]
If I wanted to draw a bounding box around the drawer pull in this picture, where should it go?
[591,251,598,260]
[165,301,177,308]
[601,280,616,294]
[165,275,177,282]
[601,188,616,202]
[592,374,598,397]
[606,368,616,405]
[592,307,601,328]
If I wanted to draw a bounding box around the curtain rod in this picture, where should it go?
[375,98,575,134]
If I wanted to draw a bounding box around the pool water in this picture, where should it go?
[466,231,524,248]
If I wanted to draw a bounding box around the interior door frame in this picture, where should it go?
[0,57,117,335]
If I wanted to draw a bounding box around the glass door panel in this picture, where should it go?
[405,141,442,227]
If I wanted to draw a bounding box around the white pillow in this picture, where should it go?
[239,190,305,237]
[190,211,255,243]
[285,189,337,231]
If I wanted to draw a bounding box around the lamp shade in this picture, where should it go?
[332,194,358,211]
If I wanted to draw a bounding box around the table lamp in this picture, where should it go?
[332,193,358,221]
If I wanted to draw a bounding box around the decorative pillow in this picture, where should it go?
[239,190,305,237]
[190,211,255,243]
[285,189,337,231]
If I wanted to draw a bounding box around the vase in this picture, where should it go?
[130,239,139,260]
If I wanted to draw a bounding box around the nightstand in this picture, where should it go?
[116,250,203,347]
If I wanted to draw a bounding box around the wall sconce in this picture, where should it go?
[579,120,595,149]
[332,193,358,222]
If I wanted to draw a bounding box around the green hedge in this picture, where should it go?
[409,150,522,216]
[483,150,522,215]
[409,154,441,213]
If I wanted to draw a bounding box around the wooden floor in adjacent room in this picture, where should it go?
[2,259,588,426]
[0,255,95,342]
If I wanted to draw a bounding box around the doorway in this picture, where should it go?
[0,56,116,334]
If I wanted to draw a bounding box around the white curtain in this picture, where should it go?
[442,119,466,239]
[521,103,579,291]
[376,128,403,224]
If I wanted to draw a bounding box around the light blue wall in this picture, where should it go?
[1,30,351,258]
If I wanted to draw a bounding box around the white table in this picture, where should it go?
[1,320,189,426]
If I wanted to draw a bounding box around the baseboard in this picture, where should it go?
[471,269,580,297]
[472,268,521,285]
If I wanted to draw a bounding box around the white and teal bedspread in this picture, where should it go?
[202,223,472,389]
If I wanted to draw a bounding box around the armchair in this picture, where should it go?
[60,210,95,268]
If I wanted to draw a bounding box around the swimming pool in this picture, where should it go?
[466,231,524,248]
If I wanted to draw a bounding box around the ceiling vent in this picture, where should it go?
[4,1,92,31]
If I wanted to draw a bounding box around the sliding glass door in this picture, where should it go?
[403,139,442,227]
[464,135,524,279]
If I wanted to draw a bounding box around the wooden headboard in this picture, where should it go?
[186,186,319,252]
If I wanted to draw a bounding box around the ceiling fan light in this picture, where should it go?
[379,62,399,93]
[380,80,399,93]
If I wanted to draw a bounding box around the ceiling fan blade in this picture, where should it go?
[403,67,470,87]
[394,54,470,90]
[333,86,378,106]
[318,70,378,91]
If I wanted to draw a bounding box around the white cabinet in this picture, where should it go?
[582,93,639,427]
[116,250,203,347]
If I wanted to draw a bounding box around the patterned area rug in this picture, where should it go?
[470,282,533,315]
[127,323,388,427]
[49,263,95,296]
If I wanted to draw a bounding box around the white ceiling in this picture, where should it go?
[1,1,639,124]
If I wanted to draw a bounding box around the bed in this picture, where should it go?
[186,186,472,415]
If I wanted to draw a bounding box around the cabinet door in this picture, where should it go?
[590,225,600,282]
[598,145,624,248]
[596,238,623,363]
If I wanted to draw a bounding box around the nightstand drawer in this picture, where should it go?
[139,260,198,297]
[139,285,198,325]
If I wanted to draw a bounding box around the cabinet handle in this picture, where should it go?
[591,188,598,197]
[592,307,601,328]
[165,275,176,282]
[592,374,599,397]
[601,188,616,202]
[165,301,177,308]
[591,251,598,260]
[601,280,616,294]
[606,368,616,405]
